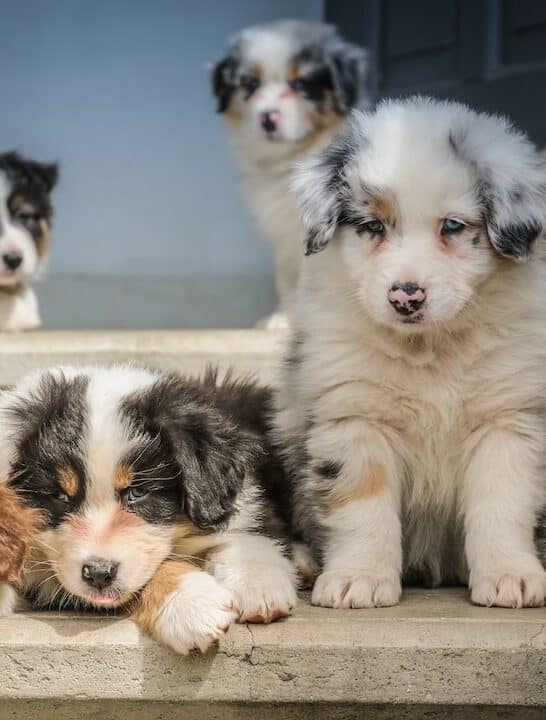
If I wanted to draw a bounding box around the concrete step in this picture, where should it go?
[0,329,286,386]
[1,589,545,719]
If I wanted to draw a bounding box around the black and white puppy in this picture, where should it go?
[0,152,58,330]
[274,97,546,609]
[212,20,368,328]
[0,365,296,653]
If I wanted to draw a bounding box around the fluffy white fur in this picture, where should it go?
[275,97,546,609]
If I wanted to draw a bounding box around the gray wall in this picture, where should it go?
[0,0,323,328]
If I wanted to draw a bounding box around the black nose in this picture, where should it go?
[81,559,119,590]
[388,282,427,316]
[2,251,23,271]
[260,110,278,134]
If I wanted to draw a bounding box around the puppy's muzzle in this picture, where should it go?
[388,282,426,317]
[2,251,23,271]
[82,558,119,590]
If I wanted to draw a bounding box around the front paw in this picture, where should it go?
[218,565,297,624]
[0,583,17,616]
[312,570,401,609]
[153,572,236,654]
[471,570,546,608]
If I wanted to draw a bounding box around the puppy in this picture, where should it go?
[0,152,58,331]
[274,97,546,609]
[0,365,296,653]
[212,20,368,328]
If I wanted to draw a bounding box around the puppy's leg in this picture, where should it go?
[130,560,236,654]
[310,420,403,609]
[206,533,297,623]
[0,582,18,615]
[464,423,546,608]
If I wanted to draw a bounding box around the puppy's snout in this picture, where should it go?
[260,110,280,134]
[82,558,119,590]
[2,251,23,271]
[388,282,427,316]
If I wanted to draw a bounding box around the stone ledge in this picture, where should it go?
[0,329,287,385]
[1,588,545,718]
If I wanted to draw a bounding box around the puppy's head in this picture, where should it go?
[212,20,367,146]
[0,366,258,608]
[295,97,546,330]
[0,152,58,287]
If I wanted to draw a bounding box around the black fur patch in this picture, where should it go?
[488,220,541,260]
[121,370,263,530]
[8,373,88,528]
[211,55,239,113]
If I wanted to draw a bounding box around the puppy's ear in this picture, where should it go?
[132,376,260,529]
[293,112,365,255]
[0,484,41,585]
[451,120,546,261]
[0,152,59,194]
[324,39,367,113]
[211,54,239,113]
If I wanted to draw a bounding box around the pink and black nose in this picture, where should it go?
[260,110,280,134]
[82,558,119,590]
[388,282,427,316]
[2,251,23,271]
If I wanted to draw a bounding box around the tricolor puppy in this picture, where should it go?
[0,365,296,653]
[274,97,546,609]
[0,152,58,331]
[212,20,367,327]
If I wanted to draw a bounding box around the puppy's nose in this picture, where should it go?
[82,559,119,590]
[260,110,280,134]
[388,282,427,316]
[2,251,23,271]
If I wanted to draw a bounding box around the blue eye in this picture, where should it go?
[125,486,149,503]
[291,77,308,92]
[441,218,466,234]
[357,219,385,236]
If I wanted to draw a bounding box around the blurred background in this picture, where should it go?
[1,0,544,329]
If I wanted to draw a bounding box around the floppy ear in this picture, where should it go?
[293,112,366,255]
[136,376,261,529]
[450,118,546,261]
[324,39,368,113]
[31,161,59,194]
[0,483,41,585]
[211,54,239,113]
[0,152,59,194]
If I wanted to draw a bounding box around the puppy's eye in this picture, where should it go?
[125,486,149,503]
[441,218,466,235]
[290,77,308,93]
[14,212,39,225]
[357,219,385,236]
[54,491,70,504]
[240,75,260,98]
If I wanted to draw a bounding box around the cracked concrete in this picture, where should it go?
[1,588,545,718]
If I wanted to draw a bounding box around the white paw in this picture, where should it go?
[312,571,401,609]
[471,571,546,608]
[0,582,17,616]
[216,563,297,623]
[153,572,236,654]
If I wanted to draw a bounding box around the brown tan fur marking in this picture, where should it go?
[0,484,42,585]
[128,560,198,634]
[57,468,79,498]
[327,462,388,509]
[114,465,134,491]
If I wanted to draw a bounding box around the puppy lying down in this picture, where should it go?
[0,365,296,653]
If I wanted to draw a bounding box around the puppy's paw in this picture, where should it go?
[471,571,546,608]
[153,572,236,654]
[312,571,401,609]
[218,564,297,624]
[0,582,17,616]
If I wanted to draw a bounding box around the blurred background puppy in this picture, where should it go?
[212,20,368,328]
[0,152,58,331]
